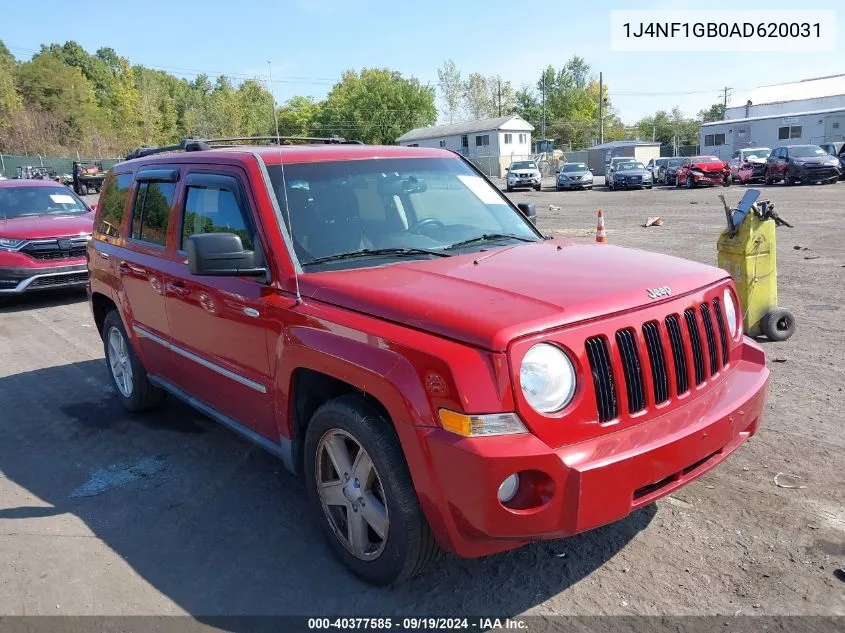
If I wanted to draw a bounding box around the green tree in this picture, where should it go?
[319,68,436,144]
[437,59,462,123]
[698,102,725,123]
[277,96,322,136]
[0,41,23,141]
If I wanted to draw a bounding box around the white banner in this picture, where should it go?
[610,10,836,52]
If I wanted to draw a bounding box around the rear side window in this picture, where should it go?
[130,181,175,246]
[96,173,133,237]
[182,185,254,250]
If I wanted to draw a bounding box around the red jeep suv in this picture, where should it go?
[0,179,94,294]
[87,138,769,585]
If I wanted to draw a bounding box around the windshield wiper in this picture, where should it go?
[444,233,537,250]
[302,247,451,267]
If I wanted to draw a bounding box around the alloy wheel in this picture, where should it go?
[315,429,389,561]
[107,327,133,397]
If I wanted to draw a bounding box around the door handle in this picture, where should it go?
[117,262,131,274]
[167,281,191,298]
[98,252,110,260]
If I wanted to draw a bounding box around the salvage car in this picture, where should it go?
[764,145,841,185]
[676,156,731,188]
[608,161,653,190]
[0,179,94,294]
[661,157,684,186]
[88,137,770,586]
[505,160,542,192]
[730,147,770,183]
[555,162,593,190]
[818,141,845,179]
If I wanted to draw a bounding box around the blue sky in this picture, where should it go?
[1,0,841,124]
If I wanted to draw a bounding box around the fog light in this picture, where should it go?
[497,473,520,503]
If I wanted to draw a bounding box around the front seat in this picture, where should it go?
[308,183,369,259]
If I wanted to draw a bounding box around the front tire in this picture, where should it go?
[102,311,165,412]
[304,395,439,585]
[686,176,694,189]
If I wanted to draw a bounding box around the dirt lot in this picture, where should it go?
[0,182,843,619]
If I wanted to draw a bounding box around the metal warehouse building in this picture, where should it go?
[700,75,845,160]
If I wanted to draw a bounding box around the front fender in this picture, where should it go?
[273,300,517,552]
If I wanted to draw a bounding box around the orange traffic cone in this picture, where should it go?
[596,209,608,243]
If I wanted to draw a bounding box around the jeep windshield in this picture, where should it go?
[0,184,89,220]
[266,157,541,270]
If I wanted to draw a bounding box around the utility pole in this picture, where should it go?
[722,86,732,108]
[498,77,502,116]
[598,72,604,145]
[541,73,546,142]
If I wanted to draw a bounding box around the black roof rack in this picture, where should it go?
[125,135,364,161]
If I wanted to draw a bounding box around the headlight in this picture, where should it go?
[559,174,569,180]
[792,160,805,166]
[0,237,25,250]
[520,343,576,414]
[723,288,741,338]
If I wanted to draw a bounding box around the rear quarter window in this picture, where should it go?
[96,173,133,238]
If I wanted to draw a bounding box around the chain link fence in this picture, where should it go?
[0,155,122,180]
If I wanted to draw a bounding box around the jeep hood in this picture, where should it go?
[301,241,729,351]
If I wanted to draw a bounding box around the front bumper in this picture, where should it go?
[508,178,540,189]
[0,263,88,293]
[557,179,593,189]
[691,172,727,185]
[791,166,841,182]
[614,178,652,189]
[418,338,768,558]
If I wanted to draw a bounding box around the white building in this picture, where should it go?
[396,115,534,177]
[700,75,845,160]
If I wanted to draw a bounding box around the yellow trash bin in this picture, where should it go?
[717,193,796,341]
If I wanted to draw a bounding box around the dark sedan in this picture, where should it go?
[608,161,653,190]
[765,145,841,185]
[661,157,684,186]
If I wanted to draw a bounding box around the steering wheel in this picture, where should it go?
[409,218,445,234]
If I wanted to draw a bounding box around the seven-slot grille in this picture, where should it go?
[20,235,90,261]
[585,298,732,423]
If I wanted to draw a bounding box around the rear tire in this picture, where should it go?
[762,308,796,342]
[102,310,165,412]
[534,184,541,191]
[304,395,439,586]
[764,170,774,185]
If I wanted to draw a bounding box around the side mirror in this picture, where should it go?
[186,233,266,278]
[89,203,97,212]
[516,201,536,225]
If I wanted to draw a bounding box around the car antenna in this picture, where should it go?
[269,60,302,305]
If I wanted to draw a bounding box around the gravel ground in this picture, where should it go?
[0,183,842,618]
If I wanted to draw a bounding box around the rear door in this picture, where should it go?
[118,167,180,379]
[163,166,276,439]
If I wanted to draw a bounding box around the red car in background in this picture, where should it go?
[0,179,94,295]
[676,155,731,188]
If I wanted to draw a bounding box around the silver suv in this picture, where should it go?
[505,160,542,192]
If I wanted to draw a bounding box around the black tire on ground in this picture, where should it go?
[506,186,513,192]
[534,184,541,191]
[304,395,439,586]
[646,185,653,189]
[762,308,796,342]
[764,170,774,185]
[102,310,166,412]
[79,183,89,196]
[723,176,731,187]
[686,176,694,189]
